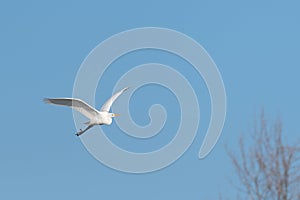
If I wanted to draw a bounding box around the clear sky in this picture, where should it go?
[1,0,299,199]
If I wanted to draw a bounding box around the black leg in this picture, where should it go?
[75,125,93,136]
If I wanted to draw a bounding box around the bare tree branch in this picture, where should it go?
[226,112,300,200]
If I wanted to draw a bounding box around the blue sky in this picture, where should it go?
[1,0,300,199]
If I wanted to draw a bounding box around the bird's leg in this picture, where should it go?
[75,125,93,136]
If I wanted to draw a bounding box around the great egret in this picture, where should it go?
[44,87,129,136]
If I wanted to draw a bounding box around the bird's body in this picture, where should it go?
[87,111,114,126]
[44,87,128,136]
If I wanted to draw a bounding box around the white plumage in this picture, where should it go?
[44,87,128,136]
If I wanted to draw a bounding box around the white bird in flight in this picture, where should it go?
[44,87,129,136]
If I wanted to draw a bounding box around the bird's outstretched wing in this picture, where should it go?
[44,98,99,119]
[100,87,129,112]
